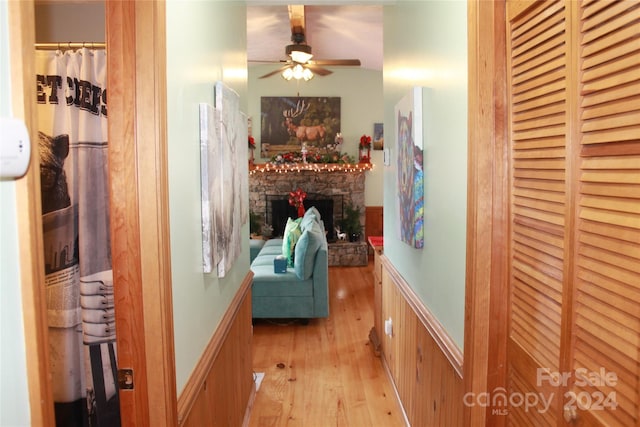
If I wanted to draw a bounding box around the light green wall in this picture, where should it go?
[383,1,468,347]
[248,66,384,206]
[0,1,32,424]
[166,1,248,394]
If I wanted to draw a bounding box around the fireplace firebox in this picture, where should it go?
[266,194,343,241]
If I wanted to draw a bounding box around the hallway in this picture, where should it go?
[249,262,406,426]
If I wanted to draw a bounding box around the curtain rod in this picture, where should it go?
[35,42,106,50]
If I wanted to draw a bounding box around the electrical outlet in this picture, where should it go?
[384,317,393,337]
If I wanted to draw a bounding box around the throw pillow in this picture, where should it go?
[294,221,324,280]
[303,206,321,223]
[282,217,302,267]
[299,213,318,232]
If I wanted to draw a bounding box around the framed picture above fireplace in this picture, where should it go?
[260,96,341,158]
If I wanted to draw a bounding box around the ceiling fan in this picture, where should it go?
[257,5,362,80]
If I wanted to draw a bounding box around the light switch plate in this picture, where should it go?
[383,148,390,166]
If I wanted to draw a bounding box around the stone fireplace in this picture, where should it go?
[249,165,369,266]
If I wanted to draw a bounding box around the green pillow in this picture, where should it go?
[282,217,302,267]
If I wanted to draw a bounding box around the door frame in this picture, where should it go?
[106,2,177,426]
[464,0,509,426]
[11,1,178,425]
[9,1,55,424]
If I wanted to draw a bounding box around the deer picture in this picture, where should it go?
[283,99,326,145]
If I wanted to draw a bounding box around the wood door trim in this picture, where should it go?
[106,1,177,426]
[9,1,56,425]
[464,0,509,426]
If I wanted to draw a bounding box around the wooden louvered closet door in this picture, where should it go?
[569,0,640,425]
[506,0,640,425]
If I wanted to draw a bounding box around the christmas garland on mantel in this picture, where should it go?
[249,162,372,175]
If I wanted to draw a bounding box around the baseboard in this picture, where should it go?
[379,351,411,427]
[242,382,257,427]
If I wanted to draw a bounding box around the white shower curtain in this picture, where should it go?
[36,48,119,427]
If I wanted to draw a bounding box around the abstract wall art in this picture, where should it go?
[200,102,220,274]
[395,87,424,249]
[373,122,384,150]
[199,81,248,276]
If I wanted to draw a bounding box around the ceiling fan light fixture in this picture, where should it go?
[281,63,314,81]
[286,44,313,64]
[290,50,313,64]
[302,67,314,81]
[292,64,305,79]
[282,67,294,80]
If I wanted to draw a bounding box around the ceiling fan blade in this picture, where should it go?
[258,65,290,79]
[310,59,361,66]
[305,64,333,76]
[248,59,284,64]
[248,59,293,64]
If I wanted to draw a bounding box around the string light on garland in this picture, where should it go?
[249,162,373,175]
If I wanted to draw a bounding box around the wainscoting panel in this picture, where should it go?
[380,256,464,426]
[178,273,255,427]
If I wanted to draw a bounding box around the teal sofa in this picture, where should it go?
[250,207,329,319]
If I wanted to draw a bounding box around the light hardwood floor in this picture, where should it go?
[249,261,407,427]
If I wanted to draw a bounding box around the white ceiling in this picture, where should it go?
[247,5,383,71]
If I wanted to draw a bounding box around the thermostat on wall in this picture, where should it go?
[0,117,31,179]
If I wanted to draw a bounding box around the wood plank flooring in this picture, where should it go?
[249,262,407,427]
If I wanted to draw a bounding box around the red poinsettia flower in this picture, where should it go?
[288,188,307,209]
[359,134,372,148]
[248,136,256,149]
